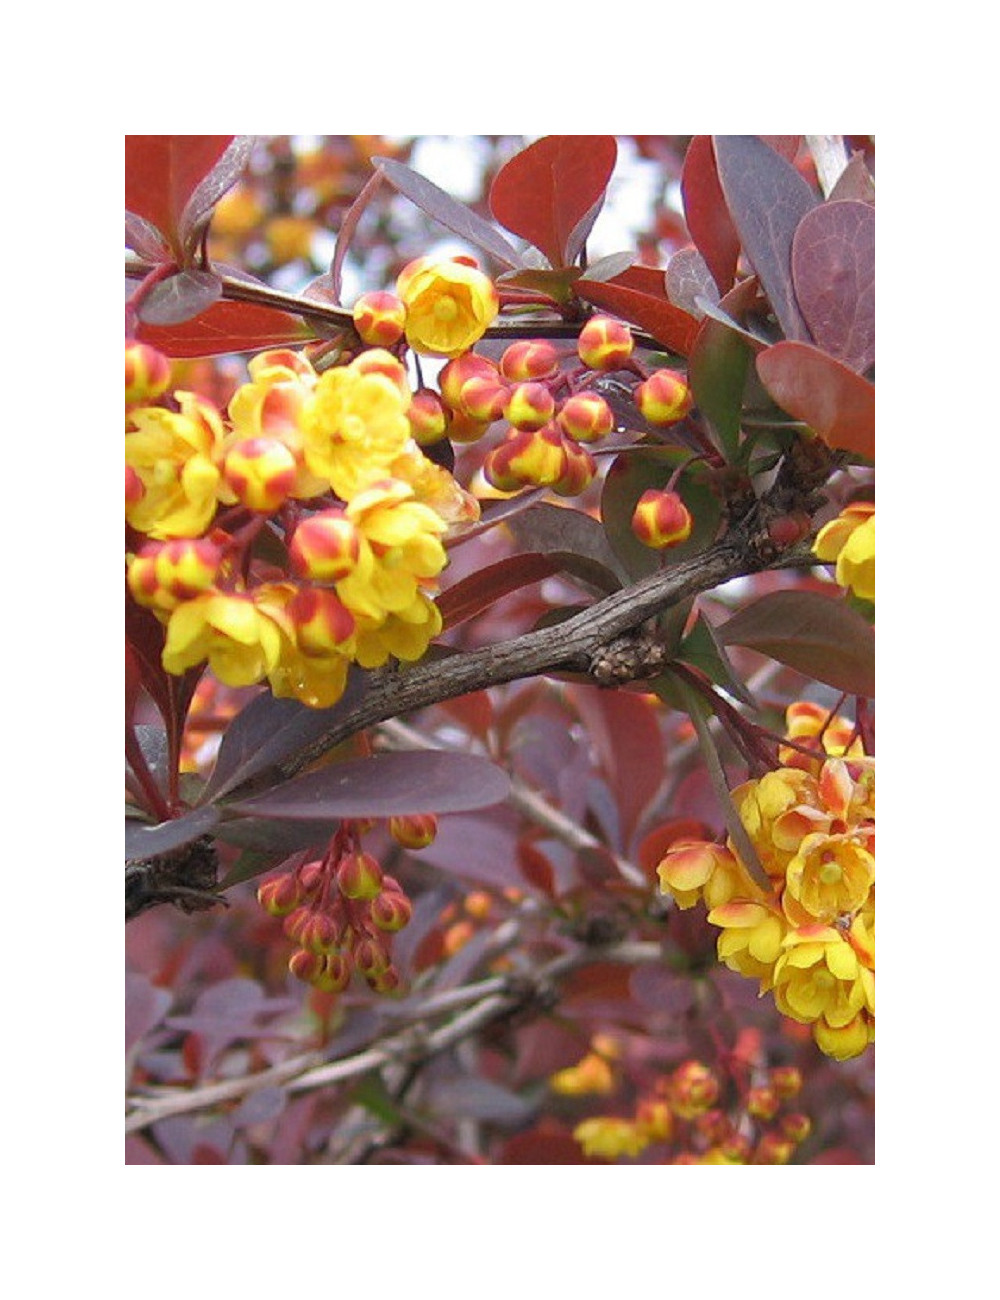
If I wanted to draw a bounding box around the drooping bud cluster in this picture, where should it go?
[569,1049,814,1165]
[257,819,426,995]
[656,710,875,1061]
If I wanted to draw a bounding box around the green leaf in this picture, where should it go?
[717,589,874,697]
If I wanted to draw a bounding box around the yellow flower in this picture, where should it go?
[783,830,874,924]
[573,1117,648,1161]
[779,700,865,773]
[225,350,327,501]
[125,392,225,538]
[813,502,874,602]
[707,900,789,989]
[300,351,412,500]
[352,596,443,669]
[657,839,766,911]
[396,255,500,358]
[337,479,448,623]
[772,924,874,1059]
[550,1052,615,1097]
[161,588,283,687]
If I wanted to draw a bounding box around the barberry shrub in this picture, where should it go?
[125,135,874,1166]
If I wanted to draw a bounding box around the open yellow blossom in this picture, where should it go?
[125,392,225,538]
[813,502,874,602]
[550,1052,615,1097]
[161,588,283,687]
[772,923,874,1059]
[300,351,412,500]
[225,349,327,501]
[396,256,500,358]
[573,1117,648,1161]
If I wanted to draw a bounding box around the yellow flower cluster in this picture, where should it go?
[657,707,875,1061]
[126,342,478,708]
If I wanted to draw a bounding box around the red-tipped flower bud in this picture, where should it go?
[577,315,633,371]
[408,388,449,446]
[257,872,301,918]
[631,488,693,549]
[287,586,356,656]
[769,1065,803,1100]
[335,850,383,900]
[125,341,172,404]
[557,391,615,443]
[504,382,556,431]
[223,437,298,513]
[389,813,438,850]
[746,1086,781,1122]
[551,437,597,497]
[353,934,391,978]
[289,509,362,583]
[635,369,693,426]
[352,291,407,347]
[499,339,560,382]
[370,888,413,933]
[288,948,326,985]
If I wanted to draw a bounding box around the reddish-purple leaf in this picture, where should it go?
[125,136,235,261]
[713,135,821,342]
[329,166,385,303]
[438,554,562,631]
[759,135,802,162]
[680,135,741,296]
[126,212,169,262]
[125,805,221,861]
[226,751,511,820]
[137,269,223,327]
[665,246,719,318]
[570,686,665,847]
[200,671,366,803]
[489,136,618,269]
[136,298,314,357]
[504,502,628,590]
[756,340,875,460]
[373,156,523,269]
[791,200,874,373]
[717,589,875,697]
[574,276,700,356]
[178,135,255,261]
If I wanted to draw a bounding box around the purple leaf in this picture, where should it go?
[716,590,874,698]
[125,805,220,861]
[226,751,511,821]
[665,246,719,318]
[200,670,366,803]
[137,269,223,326]
[125,211,169,261]
[372,156,524,270]
[179,135,256,260]
[125,974,173,1056]
[712,135,820,342]
[791,200,875,373]
[504,501,629,591]
[329,166,384,304]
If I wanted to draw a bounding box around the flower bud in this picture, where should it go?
[446,410,493,445]
[483,425,567,490]
[287,586,356,655]
[504,382,556,431]
[155,537,224,601]
[370,889,413,933]
[353,934,391,978]
[349,347,411,401]
[753,1132,795,1165]
[551,437,597,497]
[408,388,449,446]
[367,965,403,995]
[746,1085,781,1121]
[352,291,407,347]
[635,369,693,426]
[780,1112,812,1144]
[298,909,340,955]
[335,850,383,900]
[557,391,614,443]
[288,947,326,984]
[125,465,145,510]
[577,315,633,371]
[668,1060,720,1119]
[257,872,301,918]
[288,509,361,582]
[389,813,438,849]
[315,951,353,992]
[769,1065,803,1099]
[297,860,327,896]
[631,488,693,549]
[125,341,171,404]
[223,437,298,513]
[499,339,560,382]
[440,354,507,422]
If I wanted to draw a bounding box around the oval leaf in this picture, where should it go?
[179,135,255,260]
[125,805,221,861]
[136,297,314,357]
[138,269,223,326]
[717,589,874,697]
[756,340,874,460]
[489,136,618,269]
[665,246,719,318]
[125,136,235,261]
[226,751,511,820]
[373,156,523,269]
[438,554,562,631]
[680,135,741,296]
[200,670,366,803]
[712,135,820,342]
[791,200,875,374]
